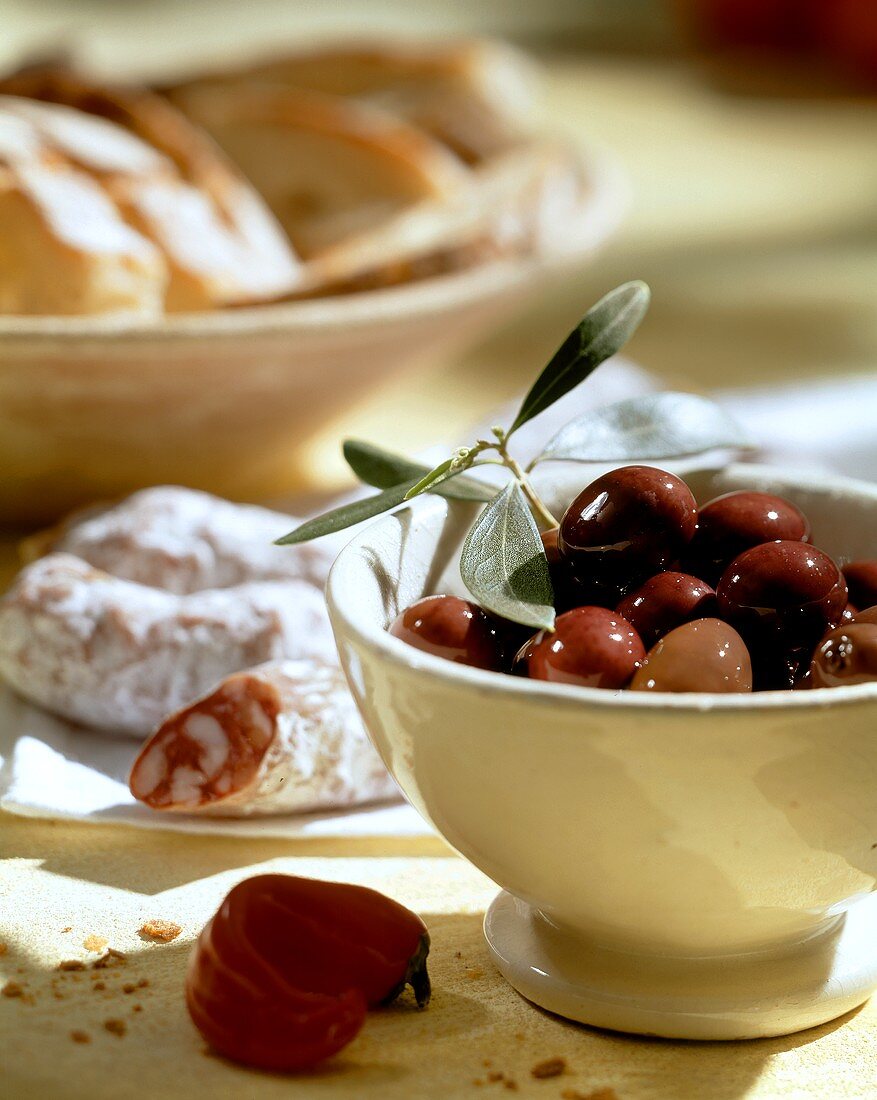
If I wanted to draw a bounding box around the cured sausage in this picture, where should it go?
[129,660,397,816]
[24,486,337,595]
[0,554,335,737]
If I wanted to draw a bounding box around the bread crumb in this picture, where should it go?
[53,991,65,1000]
[83,935,108,953]
[561,1091,618,1100]
[92,981,106,992]
[104,1018,127,1037]
[531,1057,567,1079]
[465,966,484,980]
[57,960,86,972]
[0,942,8,956]
[122,983,136,994]
[70,1030,90,1044]
[132,1004,143,1013]
[139,920,181,943]
[137,978,149,988]
[61,927,72,933]
[488,1071,505,1083]
[2,981,24,998]
[92,949,126,970]
[504,1082,519,1092]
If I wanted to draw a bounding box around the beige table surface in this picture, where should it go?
[2,40,877,1100]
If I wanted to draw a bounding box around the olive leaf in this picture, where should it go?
[403,457,458,500]
[343,440,494,502]
[532,392,754,466]
[460,481,555,631]
[275,480,420,544]
[508,281,650,436]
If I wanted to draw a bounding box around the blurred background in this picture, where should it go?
[1,0,875,489]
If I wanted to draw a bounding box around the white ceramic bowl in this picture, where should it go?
[328,463,877,1040]
[0,146,624,525]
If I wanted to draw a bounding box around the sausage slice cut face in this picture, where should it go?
[129,659,398,817]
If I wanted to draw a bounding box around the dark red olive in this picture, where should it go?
[389,595,504,670]
[540,529,624,612]
[842,561,877,610]
[810,623,877,688]
[616,572,717,647]
[514,606,645,689]
[854,604,877,626]
[685,491,810,585]
[558,466,698,588]
[750,644,814,692]
[716,541,847,653]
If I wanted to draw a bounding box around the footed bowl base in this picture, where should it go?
[484,891,877,1040]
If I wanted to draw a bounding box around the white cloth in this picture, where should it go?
[0,687,427,838]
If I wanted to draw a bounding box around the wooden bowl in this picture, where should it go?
[0,145,624,525]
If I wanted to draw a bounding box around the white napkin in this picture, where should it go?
[1,359,874,836]
[0,687,427,838]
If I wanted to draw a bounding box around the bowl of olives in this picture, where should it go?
[328,458,877,1041]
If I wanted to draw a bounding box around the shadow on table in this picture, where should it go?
[3,906,869,1100]
[6,816,453,895]
[2,914,493,1099]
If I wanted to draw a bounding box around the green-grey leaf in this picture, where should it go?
[343,439,494,502]
[404,457,458,500]
[275,480,420,544]
[508,281,651,435]
[532,392,754,466]
[460,481,555,631]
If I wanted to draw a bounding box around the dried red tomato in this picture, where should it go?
[186,874,431,1071]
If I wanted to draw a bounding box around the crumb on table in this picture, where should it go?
[0,942,8,956]
[70,1030,90,1044]
[82,935,108,953]
[561,1089,619,1100]
[2,980,24,998]
[531,1056,567,1079]
[104,1018,127,1037]
[92,949,126,970]
[57,960,86,972]
[138,920,181,943]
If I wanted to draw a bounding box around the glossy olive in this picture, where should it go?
[541,528,624,612]
[515,606,645,689]
[750,644,814,692]
[558,466,698,586]
[853,604,877,626]
[630,618,752,693]
[716,541,847,651]
[842,561,877,611]
[389,594,504,670]
[810,623,877,688]
[685,491,810,584]
[616,572,717,647]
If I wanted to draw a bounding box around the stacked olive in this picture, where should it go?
[388,466,877,694]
